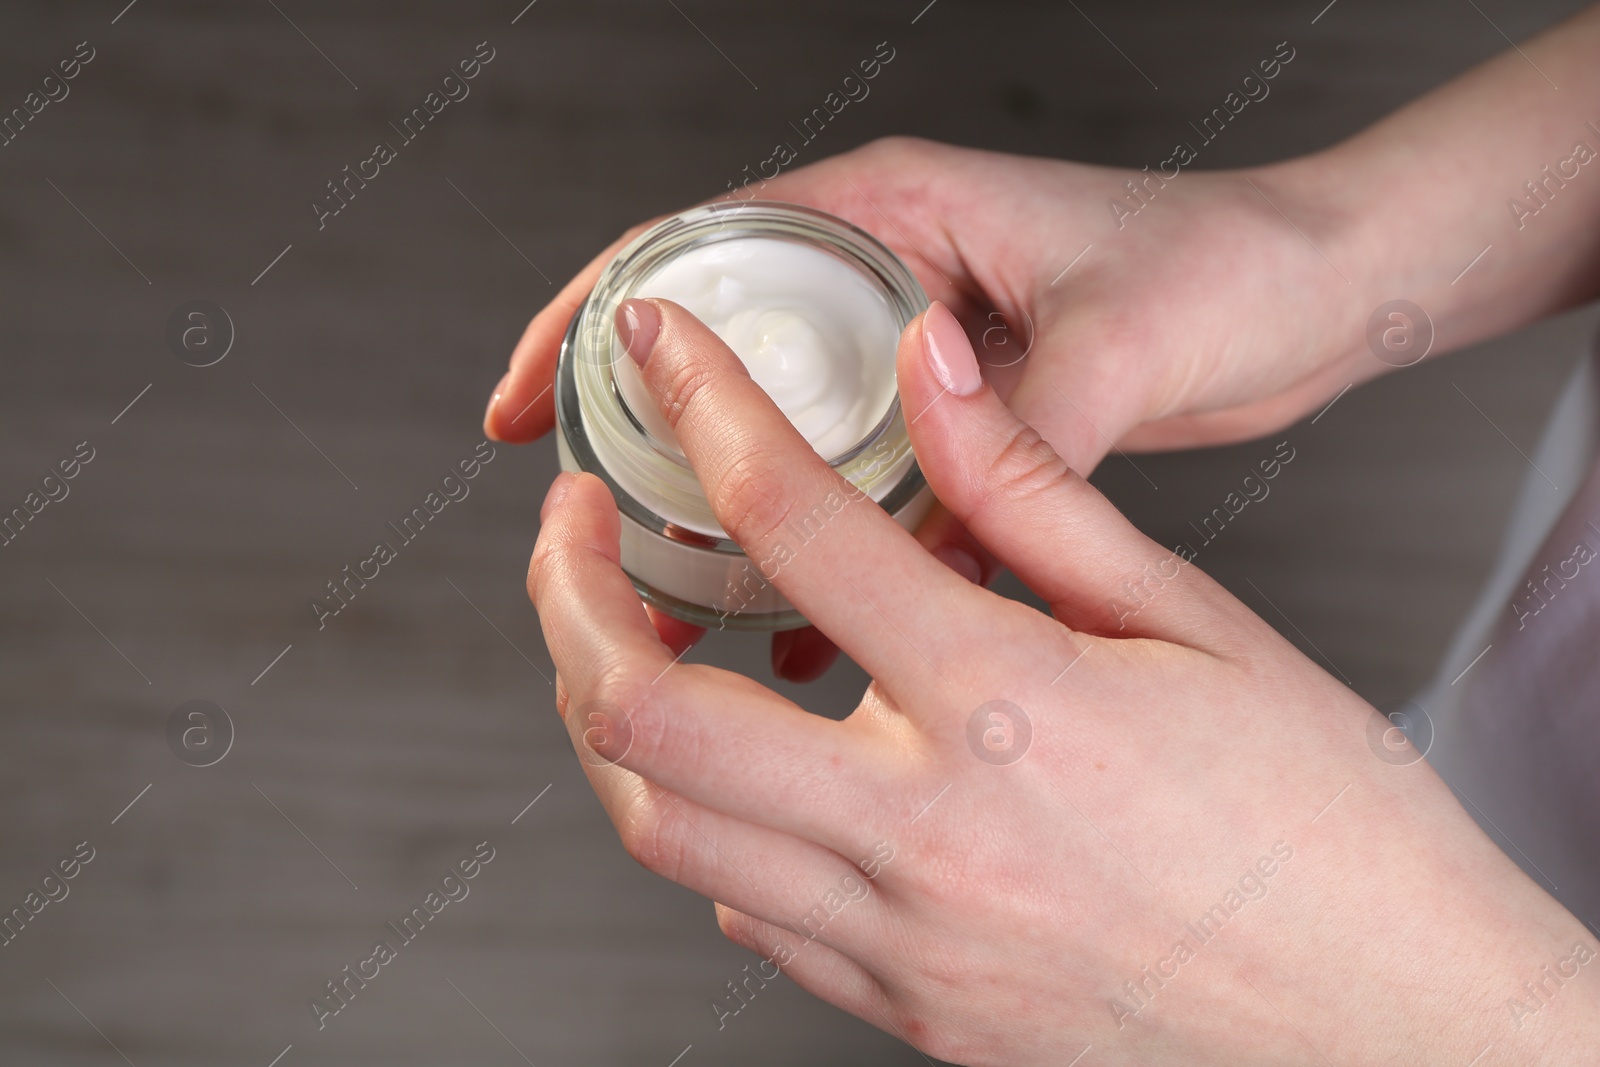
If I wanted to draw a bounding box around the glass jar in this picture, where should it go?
[555,201,932,631]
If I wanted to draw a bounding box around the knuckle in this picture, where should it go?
[588,664,641,711]
[974,423,1076,515]
[654,350,720,435]
[713,448,798,548]
[525,536,571,606]
[617,683,665,759]
[587,670,694,771]
[616,798,684,881]
[586,668,648,734]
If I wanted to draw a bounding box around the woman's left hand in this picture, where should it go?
[526,299,1599,1066]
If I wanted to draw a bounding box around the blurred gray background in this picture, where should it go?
[2,0,1594,1063]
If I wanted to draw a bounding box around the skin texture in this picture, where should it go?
[530,299,1600,1065]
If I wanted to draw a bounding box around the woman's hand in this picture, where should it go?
[484,138,1358,464]
[527,298,1600,1066]
[492,137,1359,677]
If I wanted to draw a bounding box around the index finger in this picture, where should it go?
[617,297,985,701]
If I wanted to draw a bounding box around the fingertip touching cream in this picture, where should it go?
[556,201,931,630]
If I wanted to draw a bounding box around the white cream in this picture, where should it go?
[614,237,901,463]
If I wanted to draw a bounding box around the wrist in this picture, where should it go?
[1238,149,1405,388]
[1235,766,1600,1066]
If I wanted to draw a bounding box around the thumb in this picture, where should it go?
[901,302,1217,641]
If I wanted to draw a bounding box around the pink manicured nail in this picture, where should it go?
[541,471,576,522]
[922,302,982,396]
[615,299,661,367]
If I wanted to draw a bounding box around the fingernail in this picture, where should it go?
[616,299,661,367]
[484,371,510,440]
[922,301,982,396]
[541,471,576,522]
[931,543,983,585]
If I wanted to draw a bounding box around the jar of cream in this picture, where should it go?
[555,201,932,631]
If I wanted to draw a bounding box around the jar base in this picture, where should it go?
[628,574,811,632]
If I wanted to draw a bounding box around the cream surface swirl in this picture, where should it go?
[614,236,901,463]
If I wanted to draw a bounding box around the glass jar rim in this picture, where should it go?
[557,201,930,549]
